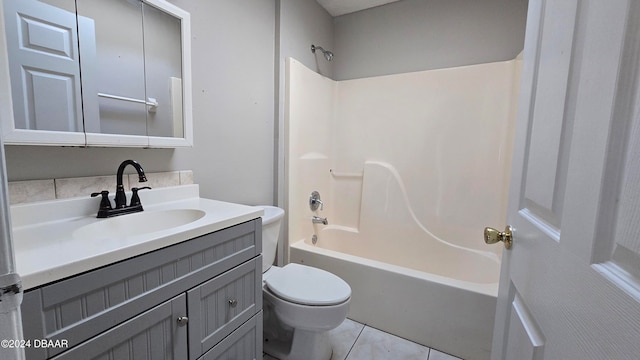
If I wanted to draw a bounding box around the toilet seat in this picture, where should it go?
[265,263,351,306]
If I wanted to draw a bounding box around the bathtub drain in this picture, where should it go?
[312,234,318,245]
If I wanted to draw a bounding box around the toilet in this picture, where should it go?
[255,206,351,360]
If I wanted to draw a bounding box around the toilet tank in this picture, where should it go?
[254,206,284,273]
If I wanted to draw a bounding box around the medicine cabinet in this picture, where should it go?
[0,0,193,147]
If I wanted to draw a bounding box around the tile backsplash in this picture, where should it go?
[8,170,194,205]
[6,179,56,204]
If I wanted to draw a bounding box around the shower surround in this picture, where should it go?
[285,57,520,360]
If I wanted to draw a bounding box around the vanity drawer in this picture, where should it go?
[188,256,262,360]
[22,219,261,360]
[199,311,263,360]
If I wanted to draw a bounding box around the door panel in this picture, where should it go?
[25,69,77,131]
[522,0,577,226]
[504,291,544,360]
[19,15,73,57]
[595,74,640,301]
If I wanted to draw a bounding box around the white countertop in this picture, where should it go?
[11,185,263,290]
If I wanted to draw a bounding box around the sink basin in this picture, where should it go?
[73,209,206,241]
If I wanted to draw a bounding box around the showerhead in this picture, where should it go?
[324,51,333,61]
[311,44,334,61]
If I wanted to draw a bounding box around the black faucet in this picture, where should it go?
[115,159,147,208]
[90,160,151,218]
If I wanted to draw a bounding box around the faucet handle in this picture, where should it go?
[130,186,152,206]
[91,191,112,209]
[91,191,112,218]
[309,191,324,211]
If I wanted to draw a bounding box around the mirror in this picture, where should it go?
[142,3,185,140]
[0,0,192,147]
[78,0,147,137]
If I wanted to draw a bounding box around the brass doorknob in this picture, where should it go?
[484,226,513,249]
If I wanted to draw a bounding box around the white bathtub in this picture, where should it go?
[288,161,501,360]
[290,230,498,360]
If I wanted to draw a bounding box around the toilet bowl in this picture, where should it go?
[255,206,351,360]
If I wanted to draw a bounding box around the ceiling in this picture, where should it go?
[316,0,402,16]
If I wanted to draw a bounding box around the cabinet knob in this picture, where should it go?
[177,316,189,326]
[228,299,238,308]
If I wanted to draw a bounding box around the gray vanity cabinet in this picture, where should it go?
[21,219,263,360]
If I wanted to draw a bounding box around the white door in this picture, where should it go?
[490,0,640,359]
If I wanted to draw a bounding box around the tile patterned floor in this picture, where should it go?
[263,318,463,360]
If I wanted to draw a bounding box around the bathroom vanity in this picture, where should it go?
[12,185,263,360]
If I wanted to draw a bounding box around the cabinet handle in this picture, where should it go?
[177,316,189,326]
[228,299,238,308]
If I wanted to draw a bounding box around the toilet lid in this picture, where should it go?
[265,263,351,306]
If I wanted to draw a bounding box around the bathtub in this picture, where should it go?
[288,161,501,360]
[288,162,501,360]
[290,229,499,360]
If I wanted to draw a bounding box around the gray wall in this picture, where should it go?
[169,0,276,205]
[5,0,277,206]
[333,0,528,80]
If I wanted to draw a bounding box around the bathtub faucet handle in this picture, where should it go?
[309,191,324,211]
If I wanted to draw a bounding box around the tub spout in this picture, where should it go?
[312,216,328,225]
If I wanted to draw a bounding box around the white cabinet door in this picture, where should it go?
[3,0,84,135]
[491,0,640,359]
